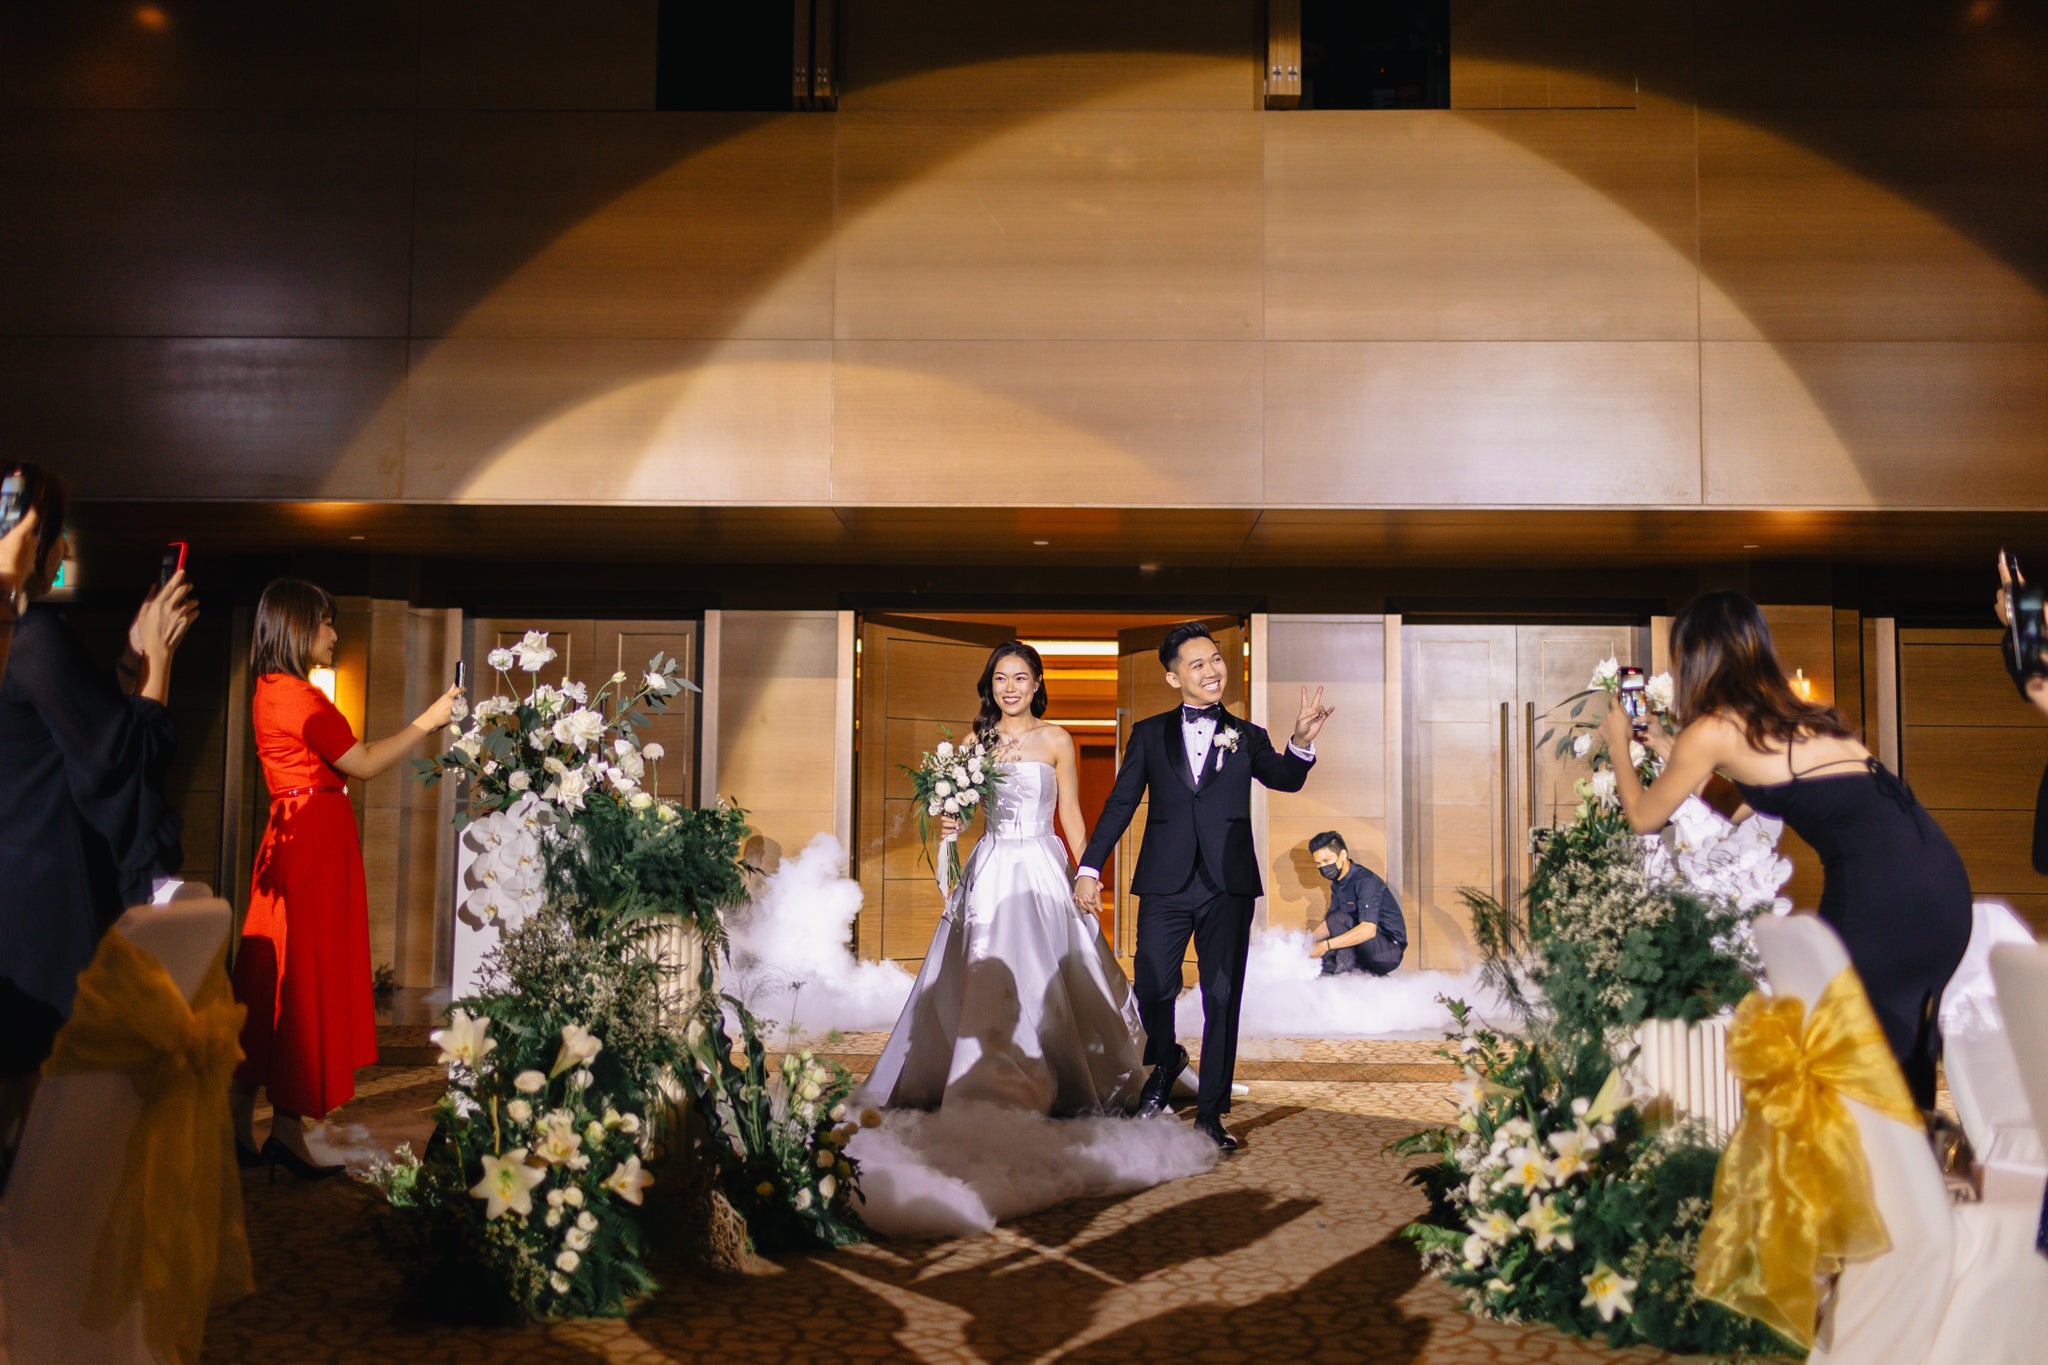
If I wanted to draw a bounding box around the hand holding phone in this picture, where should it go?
[1617,665,1648,734]
[158,540,188,589]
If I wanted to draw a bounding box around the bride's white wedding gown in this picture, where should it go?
[859,761,1146,1116]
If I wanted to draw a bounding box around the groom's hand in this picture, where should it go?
[1293,684,1336,747]
[1073,874,1101,914]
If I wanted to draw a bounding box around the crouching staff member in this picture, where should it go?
[1308,831,1406,976]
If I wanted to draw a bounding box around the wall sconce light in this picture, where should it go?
[309,666,338,701]
[1788,668,1814,701]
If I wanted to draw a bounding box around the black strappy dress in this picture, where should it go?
[1733,750,1972,1109]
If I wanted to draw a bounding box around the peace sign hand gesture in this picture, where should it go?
[1292,685,1336,747]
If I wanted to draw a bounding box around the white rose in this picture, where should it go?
[794,1188,813,1211]
[959,789,979,806]
[1629,740,1648,769]
[515,631,558,674]
[453,736,481,759]
[618,1113,640,1135]
[1646,672,1675,713]
[819,1173,837,1201]
[565,1226,592,1252]
[546,1188,566,1208]
[559,680,588,705]
[927,800,942,817]
[546,1209,562,1228]
[934,741,954,760]
[641,743,664,762]
[563,1185,584,1207]
[644,670,668,693]
[629,791,654,810]
[553,708,605,752]
[1572,733,1593,758]
[576,1210,597,1231]
[548,1272,571,1293]
[656,804,678,823]
[508,769,531,791]
[506,1099,532,1124]
[933,780,953,797]
[950,765,968,783]
[556,1249,580,1273]
[942,797,960,814]
[527,728,550,750]
[487,647,516,672]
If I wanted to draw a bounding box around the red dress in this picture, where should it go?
[231,674,376,1117]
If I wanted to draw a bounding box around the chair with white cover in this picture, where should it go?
[1940,901,2043,1193]
[1752,915,2048,1365]
[0,897,236,1365]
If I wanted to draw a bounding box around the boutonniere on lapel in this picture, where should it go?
[1214,726,1241,773]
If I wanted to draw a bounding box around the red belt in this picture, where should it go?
[270,785,346,801]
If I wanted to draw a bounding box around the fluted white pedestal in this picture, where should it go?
[1627,1016,1742,1144]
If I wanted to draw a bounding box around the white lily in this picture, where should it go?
[469,1148,545,1219]
[1499,1144,1552,1192]
[1516,1194,1575,1251]
[1581,1263,1637,1322]
[603,1155,654,1206]
[551,1023,603,1078]
[431,1009,495,1070]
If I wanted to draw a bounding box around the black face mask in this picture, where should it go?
[1318,863,1342,881]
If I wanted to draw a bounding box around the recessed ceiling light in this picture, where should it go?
[349,534,366,541]
[1741,544,1760,550]
[1032,539,1049,546]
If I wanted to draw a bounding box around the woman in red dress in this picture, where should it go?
[229,579,461,1177]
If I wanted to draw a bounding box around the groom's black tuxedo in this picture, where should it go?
[1079,709,1313,891]
[1081,707,1313,1120]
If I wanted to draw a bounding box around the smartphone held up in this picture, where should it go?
[2001,550,2048,698]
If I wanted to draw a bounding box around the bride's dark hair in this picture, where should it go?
[975,641,1048,737]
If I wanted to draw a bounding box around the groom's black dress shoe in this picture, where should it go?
[1137,1044,1189,1117]
[1194,1114,1239,1152]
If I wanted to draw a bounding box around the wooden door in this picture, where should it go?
[854,615,1013,965]
[1402,625,1518,969]
[1113,617,1247,967]
[1517,623,1645,840]
[468,617,700,801]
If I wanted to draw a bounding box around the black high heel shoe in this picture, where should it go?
[261,1136,345,1183]
[235,1140,267,1169]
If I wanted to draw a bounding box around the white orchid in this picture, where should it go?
[1581,1263,1637,1322]
[603,1155,653,1206]
[431,1009,495,1070]
[514,631,557,673]
[551,1023,603,1077]
[470,1148,545,1219]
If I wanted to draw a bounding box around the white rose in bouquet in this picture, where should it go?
[1628,740,1647,770]
[927,800,942,817]
[1645,671,1675,713]
[935,740,954,760]
[508,769,531,791]
[933,780,953,797]
[486,647,515,672]
[950,765,968,783]
[960,789,979,806]
[943,797,960,814]
[515,631,557,673]
[644,670,669,693]
[1572,733,1593,758]
[546,768,590,812]
[475,695,515,719]
[559,680,588,705]
[553,708,605,752]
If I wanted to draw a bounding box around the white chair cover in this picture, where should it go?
[0,898,234,1365]
[1751,915,2048,1365]
[1940,901,2043,1172]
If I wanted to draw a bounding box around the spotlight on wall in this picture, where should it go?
[309,666,338,701]
[1788,668,1814,701]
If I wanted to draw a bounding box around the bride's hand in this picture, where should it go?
[1073,874,1100,914]
[939,815,960,840]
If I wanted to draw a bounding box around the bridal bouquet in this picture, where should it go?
[903,728,1005,894]
[1544,657,1678,805]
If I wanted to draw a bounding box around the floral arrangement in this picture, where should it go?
[677,994,869,1253]
[1394,1006,1796,1358]
[1545,656,1677,804]
[365,906,679,1322]
[903,729,1004,893]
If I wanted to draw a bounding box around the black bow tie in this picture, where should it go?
[1182,705,1223,724]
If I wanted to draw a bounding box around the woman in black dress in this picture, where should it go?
[1602,590,1971,1109]
[0,465,198,1082]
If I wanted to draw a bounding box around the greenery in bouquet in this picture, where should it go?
[1394,1005,1796,1359]
[676,989,869,1254]
[363,907,672,1323]
[903,727,1005,893]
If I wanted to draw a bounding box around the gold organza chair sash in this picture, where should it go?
[1694,966,1922,1349]
[43,927,254,1365]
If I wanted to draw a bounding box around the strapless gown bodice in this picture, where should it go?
[858,761,1144,1117]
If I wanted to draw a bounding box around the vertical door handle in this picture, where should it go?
[1499,701,1513,905]
[1526,701,1538,833]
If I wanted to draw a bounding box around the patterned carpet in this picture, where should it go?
[206,1038,1688,1365]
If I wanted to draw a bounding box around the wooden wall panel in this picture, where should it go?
[1449,0,1640,111]
[1265,110,1696,341]
[0,338,406,500]
[1694,2,2048,111]
[1264,341,1700,505]
[411,114,834,339]
[1899,628,2048,933]
[0,2,419,109]
[1700,110,2048,343]
[712,612,842,874]
[834,112,1262,340]
[1703,342,2048,508]
[0,111,415,337]
[417,0,658,110]
[402,338,832,502]
[832,340,1263,504]
[839,0,1257,111]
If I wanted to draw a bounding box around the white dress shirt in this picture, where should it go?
[1077,712,1315,883]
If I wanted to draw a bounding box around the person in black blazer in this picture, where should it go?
[1074,622,1334,1149]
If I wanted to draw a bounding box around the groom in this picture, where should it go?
[1075,622,1333,1150]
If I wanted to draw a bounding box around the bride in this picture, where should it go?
[859,640,1145,1116]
